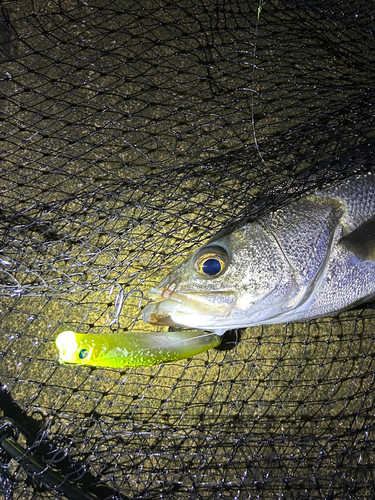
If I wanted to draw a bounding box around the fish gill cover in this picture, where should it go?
[0,0,374,498]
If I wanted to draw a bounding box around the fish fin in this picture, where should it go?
[340,216,375,261]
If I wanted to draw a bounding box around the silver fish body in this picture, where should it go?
[143,172,375,334]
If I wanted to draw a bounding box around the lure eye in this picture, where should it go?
[194,246,228,277]
[79,348,90,360]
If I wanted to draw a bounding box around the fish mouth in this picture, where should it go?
[142,286,237,328]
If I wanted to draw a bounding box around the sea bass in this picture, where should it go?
[142,172,375,335]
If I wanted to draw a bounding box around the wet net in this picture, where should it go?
[0,0,375,498]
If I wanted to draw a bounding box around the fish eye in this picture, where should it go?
[194,246,228,277]
[201,257,223,276]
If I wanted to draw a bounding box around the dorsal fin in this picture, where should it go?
[340,215,375,261]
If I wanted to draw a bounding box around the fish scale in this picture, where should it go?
[319,172,375,230]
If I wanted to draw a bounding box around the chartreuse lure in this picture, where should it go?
[55,329,221,368]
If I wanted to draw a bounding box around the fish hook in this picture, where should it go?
[108,285,144,331]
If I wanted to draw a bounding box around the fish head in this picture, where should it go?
[142,223,295,334]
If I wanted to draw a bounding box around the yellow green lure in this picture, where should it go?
[55,329,222,368]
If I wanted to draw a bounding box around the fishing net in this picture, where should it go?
[0,0,375,498]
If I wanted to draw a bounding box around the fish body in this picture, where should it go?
[143,172,375,334]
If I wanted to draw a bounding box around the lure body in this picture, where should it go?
[55,329,221,367]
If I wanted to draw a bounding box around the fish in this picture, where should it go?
[55,329,221,367]
[142,171,375,335]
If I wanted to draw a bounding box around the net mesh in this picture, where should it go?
[0,0,375,498]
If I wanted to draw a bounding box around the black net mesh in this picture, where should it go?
[0,0,375,498]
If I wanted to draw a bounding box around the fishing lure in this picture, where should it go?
[55,329,222,368]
